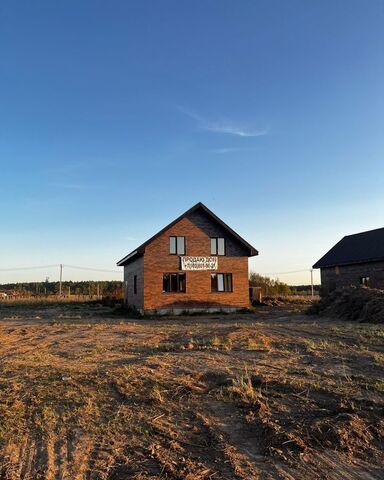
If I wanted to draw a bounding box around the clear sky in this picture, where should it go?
[0,0,383,285]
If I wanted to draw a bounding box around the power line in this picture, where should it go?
[0,264,59,272]
[63,264,121,274]
[0,263,317,277]
[0,264,314,276]
[255,268,318,297]
[0,264,121,274]
[259,269,311,276]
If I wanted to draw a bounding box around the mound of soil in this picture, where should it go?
[308,287,384,323]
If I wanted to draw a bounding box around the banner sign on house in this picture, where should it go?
[181,256,218,271]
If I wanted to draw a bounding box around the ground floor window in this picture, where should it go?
[163,273,186,293]
[360,276,370,287]
[211,273,232,292]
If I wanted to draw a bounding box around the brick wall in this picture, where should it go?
[188,210,249,256]
[143,215,250,311]
[321,261,384,294]
[124,256,144,309]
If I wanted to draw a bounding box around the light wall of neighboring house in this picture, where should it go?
[123,256,144,310]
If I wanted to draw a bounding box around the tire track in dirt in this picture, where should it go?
[194,399,280,479]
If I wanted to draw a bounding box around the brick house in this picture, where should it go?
[313,227,384,294]
[117,202,258,314]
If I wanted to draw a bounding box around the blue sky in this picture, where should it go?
[0,0,383,284]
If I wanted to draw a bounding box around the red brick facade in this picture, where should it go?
[143,216,249,311]
[118,203,257,313]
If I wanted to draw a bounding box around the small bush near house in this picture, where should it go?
[249,272,291,297]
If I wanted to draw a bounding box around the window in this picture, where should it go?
[169,236,185,255]
[211,273,232,292]
[163,273,186,293]
[360,276,370,287]
[211,237,225,255]
[133,275,137,295]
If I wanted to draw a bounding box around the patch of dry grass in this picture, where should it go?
[0,303,382,479]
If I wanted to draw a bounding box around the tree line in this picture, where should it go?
[0,281,123,297]
[0,276,318,298]
[249,273,319,296]
[249,272,291,296]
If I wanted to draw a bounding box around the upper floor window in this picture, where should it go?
[169,236,185,255]
[211,237,226,256]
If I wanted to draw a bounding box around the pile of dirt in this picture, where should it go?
[308,287,384,323]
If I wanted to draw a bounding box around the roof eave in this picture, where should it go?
[117,202,259,263]
[313,256,384,269]
[196,203,258,256]
[117,249,144,266]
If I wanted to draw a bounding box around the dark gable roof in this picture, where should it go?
[117,202,258,266]
[313,227,384,269]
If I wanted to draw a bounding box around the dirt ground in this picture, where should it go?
[0,302,383,480]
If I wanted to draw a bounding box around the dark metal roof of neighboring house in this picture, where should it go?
[117,202,258,266]
[313,227,384,269]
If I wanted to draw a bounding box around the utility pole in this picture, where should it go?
[310,269,314,297]
[68,285,71,297]
[97,283,100,298]
[59,264,63,296]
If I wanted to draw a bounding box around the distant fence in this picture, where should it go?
[249,287,319,303]
[0,295,104,303]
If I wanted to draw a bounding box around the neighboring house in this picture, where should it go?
[117,202,258,314]
[313,227,384,294]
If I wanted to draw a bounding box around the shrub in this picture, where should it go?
[249,272,291,297]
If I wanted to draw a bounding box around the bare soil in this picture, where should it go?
[0,302,383,479]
